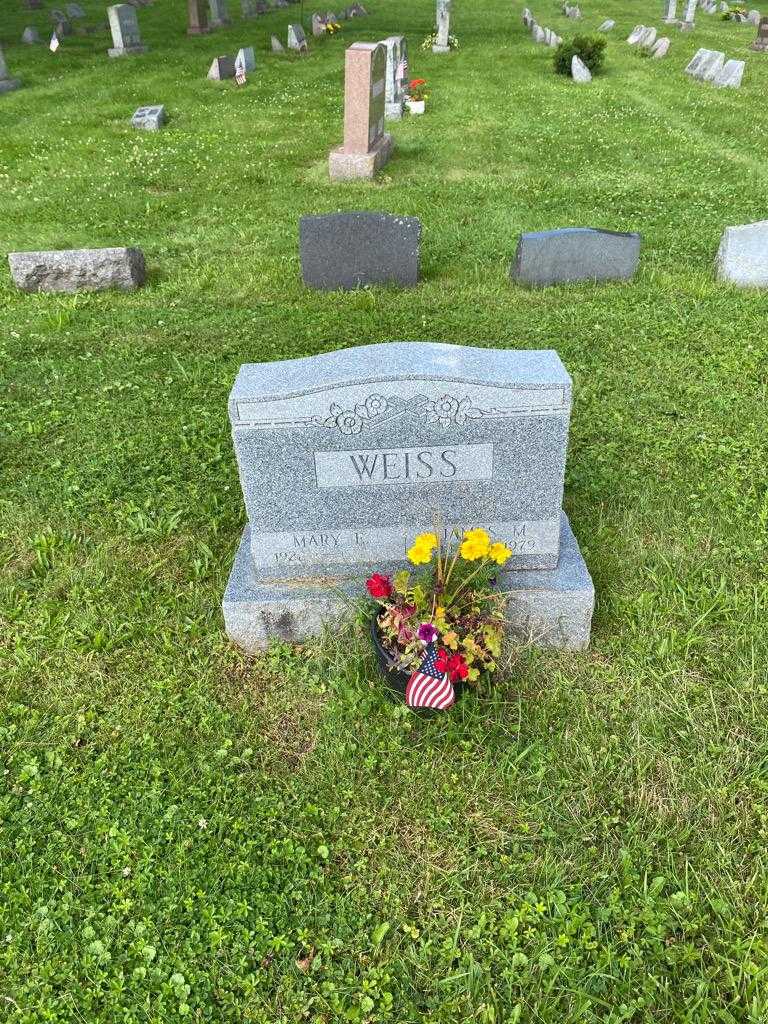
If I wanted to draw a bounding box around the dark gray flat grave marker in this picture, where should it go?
[300,212,420,290]
[511,228,641,287]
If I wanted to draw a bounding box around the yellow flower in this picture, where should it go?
[442,630,459,650]
[407,532,438,565]
[489,541,512,566]
[460,527,491,561]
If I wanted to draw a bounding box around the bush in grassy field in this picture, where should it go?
[553,34,607,75]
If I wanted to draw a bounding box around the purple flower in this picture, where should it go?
[417,622,438,644]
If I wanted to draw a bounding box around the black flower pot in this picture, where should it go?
[370,617,465,712]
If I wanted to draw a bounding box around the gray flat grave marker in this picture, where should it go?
[571,55,592,81]
[597,18,615,30]
[300,212,420,290]
[223,342,594,651]
[511,228,641,286]
[22,27,42,43]
[271,33,285,50]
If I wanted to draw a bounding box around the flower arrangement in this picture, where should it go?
[323,20,342,33]
[421,31,459,51]
[408,77,429,102]
[366,527,512,691]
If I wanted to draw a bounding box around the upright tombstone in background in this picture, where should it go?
[241,0,257,16]
[329,42,393,180]
[380,35,408,120]
[187,0,210,34]
[287,23,308,50]
[433,0,452,52]
[750,14,768,48]
[222,342,594,652]
[0,46,22,93]
[107,4,147,55]
[680,0,697,27]
[208,0,231,28]
[22,27,42,43]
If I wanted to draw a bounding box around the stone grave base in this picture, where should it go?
[329,133,393,181]
[108,45,148,56]
[432,43,451,53]
[0,79,22,93]
[223,515,594,653]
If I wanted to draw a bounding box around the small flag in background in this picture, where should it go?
[405,643,455,710]
[235,55,247,85]
[396,55,408,81]
[50,32,60,52]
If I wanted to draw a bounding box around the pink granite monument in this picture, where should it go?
[329,42,393,181]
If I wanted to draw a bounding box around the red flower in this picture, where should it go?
[366,573,392,599]
[435,648,469,682]
[410,77,426,88]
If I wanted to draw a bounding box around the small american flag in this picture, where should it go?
[406,643,455,710]
[50,32,60,52]
[396,55,408,80]
[234,56,247,85]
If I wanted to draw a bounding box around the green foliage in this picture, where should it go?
[2,0,768,1020]
[554,33,608,75]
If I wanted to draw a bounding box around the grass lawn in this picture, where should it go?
[1,0,767,1020]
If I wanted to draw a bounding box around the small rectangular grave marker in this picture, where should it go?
[300,212,420,290]
[287,23,308,50]
[208,54,235,79]
[511,228,641,287]
[716,220,768,286]
[235,46,256,71]
[131,104,167,130]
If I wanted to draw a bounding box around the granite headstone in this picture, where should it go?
[329,42,393,180]
[380,35,407,120]
[223,342,594,651]
[300,213,420,290]
[8,248,146,292]
[187,0,210,34]
[107,4,147,56]
[0,46,22,93]
[716,221,768,286]
[433,0,451,52]
[511,228,641,287]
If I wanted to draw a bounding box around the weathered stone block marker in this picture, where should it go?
[223,342,594,651]
[716,221,768,287]
[131,104,166,130]
[107,4,147,56]
[300,212,420,290]
[511,228,641,287]
[329,43,393,181]
[8,248,146,292]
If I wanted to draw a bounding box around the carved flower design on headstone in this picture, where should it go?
[423,394,481,426]
[327,403,364,434]
[362,394,388,418]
